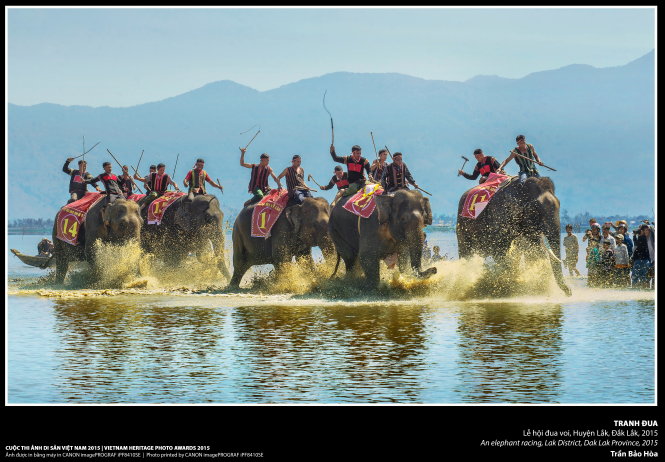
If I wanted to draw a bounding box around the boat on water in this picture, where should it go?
[10,249,55,269]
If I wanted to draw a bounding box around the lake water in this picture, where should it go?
[6,232,655,404]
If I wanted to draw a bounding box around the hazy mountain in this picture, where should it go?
[8,50,654,220]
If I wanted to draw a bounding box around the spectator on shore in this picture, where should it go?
[613,234,631,288]
[598,241,615,287]
[563,224,581,277]
[613,220,633,256]
[422,234,432,264]
[599,223,616,250]
[432,246,444,262]
[631,224,653,289]
[582,218,598,246]
[586,237,601,287]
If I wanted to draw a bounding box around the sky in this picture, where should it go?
[6,6,656,107]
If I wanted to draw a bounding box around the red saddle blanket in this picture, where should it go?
[55,192,105,245]
[251,189,290,238]
[460,172,510,219]
[147,191,186,225]
[343,183,384,218]
[127,193,145,202]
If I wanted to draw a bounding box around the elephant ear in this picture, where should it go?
[375,195,392,224]
[422,197,433,226]
[284,205,303,234]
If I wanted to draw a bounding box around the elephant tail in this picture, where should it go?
[331,252,341,278]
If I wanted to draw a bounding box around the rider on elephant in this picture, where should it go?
[380,152,419,193]
[498,134,545,183]
[63,157,102,203]
[370,149,389,182]
[320,165,349,207]
[183,158,224,201]
[86,162,126,205]
[459,148,502,184]
[330,144,372,197]
[118,165,139,199]
[134,165,157,193]
[277,155,315,205]
[136,163,180,209]
[240,148,282,206]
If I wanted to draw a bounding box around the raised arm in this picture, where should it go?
[63,158,74,175]
[240,148,253,168]
[330,144,346,163]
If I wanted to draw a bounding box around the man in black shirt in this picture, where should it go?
[321,166,350,206]
[381,152,418,193]
[330,144,371,197]
[459,148,502,184]
[87,162,126,205]
[63,157,102,203]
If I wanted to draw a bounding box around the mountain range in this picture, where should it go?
[8,50,655,220]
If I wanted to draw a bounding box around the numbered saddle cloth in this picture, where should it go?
[343,183,384,218]
[147,191,186,225]
[460,172,510,219]
[251,189,290,238]
[55,192,105,245]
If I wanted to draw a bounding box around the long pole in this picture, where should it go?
[370,132,378,158]
[323,90,334,145]
[171,153,180,189]
[243,129,261,150]
[71,141,100,160]
[511,151,557,171]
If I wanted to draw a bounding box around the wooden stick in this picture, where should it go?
[511,151,557,171]
[370,132,378,158]
[323,90,334,145]
[243,129,261,150]
[72,141,100,160]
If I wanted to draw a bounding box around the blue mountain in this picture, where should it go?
[8,50,654,220]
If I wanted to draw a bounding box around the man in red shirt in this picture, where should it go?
[459,148,502,184]
[183,158,224,201]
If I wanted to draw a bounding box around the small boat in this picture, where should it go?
[10,249,55,269]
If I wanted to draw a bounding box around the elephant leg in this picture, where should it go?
[359,249,380,288]
[54,254,68,284]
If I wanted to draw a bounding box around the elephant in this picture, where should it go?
[52,198,143,284]
[230,196,335,288]
[140,194,231,279]
[456,176,571,296]
[328,188,437,288]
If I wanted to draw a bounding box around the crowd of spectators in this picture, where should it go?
[563,218,655,289]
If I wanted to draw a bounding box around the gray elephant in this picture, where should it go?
[456,176,571,296]
[328,189,436,288]
[52,198,143,284]
[230,196,335,288]
[140,194,231,279]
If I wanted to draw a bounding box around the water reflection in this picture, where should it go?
[230,304,428,403]
[21,295,651,404]
[52,298,228,403]
[453,303,564,403]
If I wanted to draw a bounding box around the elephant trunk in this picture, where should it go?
[318,233,336,261]
[545,223,571,296]
[110,217,141,241]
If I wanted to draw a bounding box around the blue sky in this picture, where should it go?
[7,7,655,107]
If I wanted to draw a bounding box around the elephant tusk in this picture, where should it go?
[540,235,563,264]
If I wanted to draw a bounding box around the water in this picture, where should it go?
[6,233,655,404]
